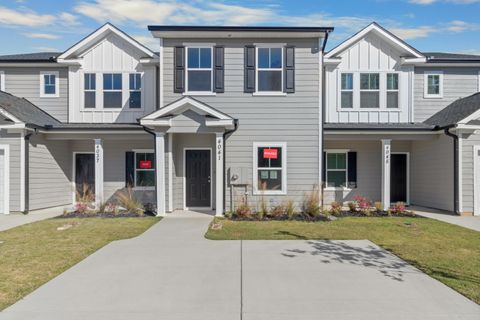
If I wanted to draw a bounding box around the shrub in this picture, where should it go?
[258,194,268,218]
[303,186,321,217]
[235,203,252,218]
[391,202,406,215]
[329,201,342,215]
[74,202,89,214]
[270,205,285,218]
[285,199,295,220]
[347,201,356,212]
[116,188,144,215]
[374,201,383,213]
[354,195,372,216]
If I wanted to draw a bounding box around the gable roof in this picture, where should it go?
[58,23,156,61]
[325,22,424,59]
[424,92,480,128]
[0,52,61,63]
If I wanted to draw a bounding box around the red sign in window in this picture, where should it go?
[263,148,278,159]
[139,160,152,169]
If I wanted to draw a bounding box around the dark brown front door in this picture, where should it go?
[185,149,211,207]
[390,154,407,203]
[75,153,95,200]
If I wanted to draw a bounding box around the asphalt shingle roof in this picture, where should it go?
[424,92,480,128]
[423,52,480,62]
[0,52,61,62]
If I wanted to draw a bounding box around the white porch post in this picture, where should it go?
[215,133,224,216]
[94,138,104,207]
[155,132,166,216]
[381,139,391,211]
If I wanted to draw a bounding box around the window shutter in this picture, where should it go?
[125,151,135,188]
[174,46,185,93]
[213,46,224,93]
[347,152,357,188]
[284,46,295,93]
[322,151,326,187]
[244,45,255,93]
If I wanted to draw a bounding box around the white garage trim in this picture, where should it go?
[0,144,10,214]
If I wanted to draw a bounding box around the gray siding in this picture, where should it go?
[410,134,454,211]
[29,134,71,210]
[2,67,68,122]
[163,38,321,210]
[0,130,21,212]
[414,67,480,122]
[461,131,480,213]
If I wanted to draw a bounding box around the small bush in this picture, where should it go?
[347,201,356,212]
[354,195,372,216]
[258,195,268,218]
[374,201,383,213]
[285,199,295,220]
[235,203,253,218]
[303,186,321,217]
[329,201,342,215]
[391,202,406,215]
[270,205,285,218]
[116,188,144,215]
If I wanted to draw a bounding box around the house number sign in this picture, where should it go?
[217,137,223,161]
[95,144,101,163]
[385,144,390,165]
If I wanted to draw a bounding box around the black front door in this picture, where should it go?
[75,153,95,200]
[185,150,211,207]
[390,154,407,203]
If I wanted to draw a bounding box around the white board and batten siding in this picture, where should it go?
[325,34,413,123]
[69,33,156,123]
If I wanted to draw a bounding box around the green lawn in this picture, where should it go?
[0,217,160,310]
[206,217,480,304]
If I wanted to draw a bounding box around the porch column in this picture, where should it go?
[381,139,391,210]
[155,132,166,216]
[215,133,224,216]
[94,138,104,207]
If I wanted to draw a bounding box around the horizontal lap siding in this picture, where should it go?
[2,67,68,122]
[163,38,320,210]
[461,132,480,213]
[0,131,21,212]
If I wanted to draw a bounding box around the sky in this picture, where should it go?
[0,0,479,55]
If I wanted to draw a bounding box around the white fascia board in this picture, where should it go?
[401,57,427,64]
[0,107,23,123]
[458,108,480,124]
[205,119,234,129]
[140,119,172,127]
[324,58,342,65]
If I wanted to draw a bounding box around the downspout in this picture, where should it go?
[23,128,37,214]
[320,31,330,209]
[444,127,460,215]
[223,119,239,213]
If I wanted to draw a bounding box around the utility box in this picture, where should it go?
[228,167,250,186]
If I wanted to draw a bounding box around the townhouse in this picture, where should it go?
[0,22,478,216]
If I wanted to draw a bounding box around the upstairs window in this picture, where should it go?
[386,73,399,108]
[424,71,443,98]
[360,73,379,108]
[40,71,59,97]
[187,47,212,92]
[253,143,286,194]
[129,73,141,109]
[103,73,122,108]
[341,73,353,108]
[257,47,283,92]
[84,73,96,109]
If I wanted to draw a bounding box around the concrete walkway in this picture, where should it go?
[1,211,478,319]
[0,206,66,232]
[412,206,480,231]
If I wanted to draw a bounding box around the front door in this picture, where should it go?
[75,153,95,200]
[390,153,407,203]
[185,149,211,207]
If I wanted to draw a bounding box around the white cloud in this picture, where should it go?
[132,35,159,50]
[22,33,61,39]
[0,6,55,27]
[389,26,436,39]
[446,20,480,32]
[59,12,81,26]
[409,0,480,4]
[409,0,437,4]
[32,46,59,52]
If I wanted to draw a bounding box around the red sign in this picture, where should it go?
[263,148,278,159]
[139,160,152,169]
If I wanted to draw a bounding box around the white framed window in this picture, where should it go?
[0,71,4,91]
[39,71,59,97]
[186,47,213,93]
[129,73,142,109]
[360,73,380,108]
[386,73,399,109]
[103,73,122,108]
[134,150,155,189]
[253,142,287,195]
[340,73,353,108]
[84,73,96,109]
[424,71,443,98]
[326,151,348,188]
[256,46,283,93]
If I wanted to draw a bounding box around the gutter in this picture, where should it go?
[443,126,460,215]
[223,119,239,214]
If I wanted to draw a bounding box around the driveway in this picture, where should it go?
[1,211,478,320]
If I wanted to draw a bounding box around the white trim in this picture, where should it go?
[458,135,463,213]
[0,144,10,214]
[318,37,323,192]
[324,130,439,135]
[133,149,155,191]
[474,145,480,216]
[71,151,95,206]
[159,37,164,108]
[0,107,23,123]
[183,147,213,210]
[391,152,410,205]
[252,142,287,195]
[251,92,287,96]
[255,45,284,94]
[155,132,166,216]
[39,71,59,98]
[381,139,391,210]
[168,133,173,212]
[185,46,214,94]
[423,71,443,99]
[253,43,287,47]
[183,42,217,47]
[325,150,349,189]
[20,131,25,212]
[215,133,224,216]
[458,108,480,125]
[0,71,4,91]
[183,92,217,96]
[94,139,104,207]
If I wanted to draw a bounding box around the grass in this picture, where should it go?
[206,217,480,304]
[0,217,160,310]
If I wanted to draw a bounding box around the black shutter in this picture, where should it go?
[284,46,295,93]
[213,46,224,93]
[347,152,357,188]
[125,151,135,188]
[244,45,255,93]
[174,46,185,93]
[322,151,326,188]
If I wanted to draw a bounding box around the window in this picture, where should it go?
[253,143,286,194]
[341,73,353,108]
[135,152,155,188]
[326,152,347,188]
[40,71,59,97]
[103,73,122,108]
[84,73,96,109]
[187,47,212,92]
[424,71,443,98]
[257,47,283,92]
[360,73,379,108]
[129,73,141,108]
[386,73,399,108]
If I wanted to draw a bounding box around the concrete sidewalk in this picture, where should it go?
[0,206,66,232]
[412,206,480,231]
[1,210,478,319]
